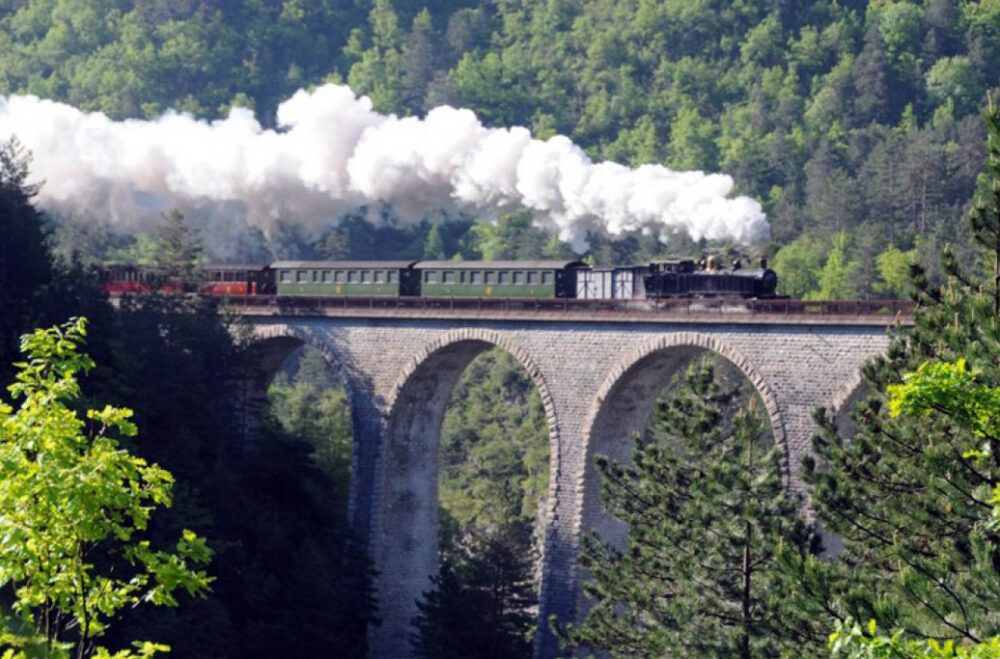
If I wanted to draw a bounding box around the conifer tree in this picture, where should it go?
[153,209,203,287]
[0,138,53,381]
[560,359,823,657]
[802,96,1000,642]
[412,515,535,659]
[423,223,446,260]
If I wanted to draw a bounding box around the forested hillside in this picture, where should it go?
[5,2,1000,656]
[3,0,998,295]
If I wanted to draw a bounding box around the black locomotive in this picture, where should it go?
[643,257,778,299]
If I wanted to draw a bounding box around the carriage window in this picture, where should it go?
[443,271,456,284]
[281,271,291,283]
[374,270,384,283]
[541,272,553,284]
[459,271,466,284]
[387,271,397,283]
[335,271,345,283]
[425,271,437,283]
[347,271,358,283]
[527,271,538,284]
[484,271,495,284]
[322,270,332,283]
[498,272,509,284]
[296,271,307,283]
[512,272,524,284]
[361,271,370,283]
[312,270,319,282]
[471,271,482,284]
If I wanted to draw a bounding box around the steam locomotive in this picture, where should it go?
[99,257,780,300]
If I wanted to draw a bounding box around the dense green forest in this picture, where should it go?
[0,140,376,656]
[7,1,1000,657]
[4,0,999,296]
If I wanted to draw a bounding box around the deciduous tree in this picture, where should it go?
[0,318,212,658]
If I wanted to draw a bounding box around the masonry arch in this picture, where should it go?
[814,369,878,558]
[245,324,377,531]
[374,328,561,656]
[576,332,787,583]
[829,370,876,440]
[249,324,355,392]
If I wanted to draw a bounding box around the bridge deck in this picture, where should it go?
[225,295,913,327]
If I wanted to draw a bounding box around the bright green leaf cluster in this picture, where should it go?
[830,619,1000,658]
[887,359,1000,440]
[0,318,212,658]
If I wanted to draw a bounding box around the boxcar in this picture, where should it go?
[414,261,583,298]
[272,261,419,297]
[576,265,648,299]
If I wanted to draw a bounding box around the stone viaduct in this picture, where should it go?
[232,302,904,658]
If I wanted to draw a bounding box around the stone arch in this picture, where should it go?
[573,332,786,610]
[819,370,877,558]
[373,328,560,657]
[243,323,378,539]
[829,370,875,439]
[249,323,354,391]
[385,328,560,436]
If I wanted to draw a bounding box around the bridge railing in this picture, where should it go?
[226,295,913,318]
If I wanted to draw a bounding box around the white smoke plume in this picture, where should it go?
[0,84,769,252]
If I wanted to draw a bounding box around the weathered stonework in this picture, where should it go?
[241,314,895,658]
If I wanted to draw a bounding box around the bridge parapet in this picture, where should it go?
[225,295,912,326]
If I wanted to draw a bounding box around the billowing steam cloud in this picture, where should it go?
[0,84,768,252]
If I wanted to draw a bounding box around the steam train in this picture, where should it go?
[99,257,780,300]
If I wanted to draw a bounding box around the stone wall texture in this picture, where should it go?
[246,315,895,658]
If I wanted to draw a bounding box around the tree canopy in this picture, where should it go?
[3,0,998,296]
[0,317,212,658]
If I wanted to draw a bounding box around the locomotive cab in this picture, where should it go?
[643,259,697,297]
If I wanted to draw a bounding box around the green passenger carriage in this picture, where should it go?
[272,261,419,297]
[414,261,583,298]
